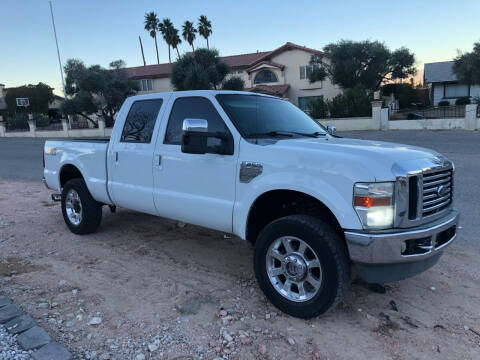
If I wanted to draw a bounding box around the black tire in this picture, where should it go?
[61,178,102,235]
[254,215,350,318]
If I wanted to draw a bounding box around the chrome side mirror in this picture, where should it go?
[182,118,208,132]
[326,125,337,135]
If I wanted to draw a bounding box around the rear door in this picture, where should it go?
[108,95,169,214]
[152,94,239,232]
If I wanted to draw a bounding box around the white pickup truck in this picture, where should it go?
[43,90,459,318]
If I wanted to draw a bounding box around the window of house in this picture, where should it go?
[254,70,278,84]
[444,84,469,98]
[164,97,230,145]
[298,96,322,112]
[120,99,163,143]
[139,79,153,92]
[300,66,314,80]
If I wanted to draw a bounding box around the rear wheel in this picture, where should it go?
[254,215,350,318]
[61,178,102,234]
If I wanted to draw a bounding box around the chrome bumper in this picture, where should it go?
[345,209,459,265]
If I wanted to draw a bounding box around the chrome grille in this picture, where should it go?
[422,168,453,217]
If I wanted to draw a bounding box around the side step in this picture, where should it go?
[51,193,62,202]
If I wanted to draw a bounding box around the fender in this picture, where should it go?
[232,170,364,240]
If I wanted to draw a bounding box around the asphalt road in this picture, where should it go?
[0,131,478,247]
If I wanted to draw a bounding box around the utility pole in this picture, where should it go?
[49,0,70,128]
[139,36,146,66]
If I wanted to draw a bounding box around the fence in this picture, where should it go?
[0,103,479,138]
[389,105,466,120]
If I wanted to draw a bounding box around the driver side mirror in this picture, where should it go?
[326,125,337,135]
[181,118,234,155]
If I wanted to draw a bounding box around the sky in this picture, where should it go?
[0,0,479,95]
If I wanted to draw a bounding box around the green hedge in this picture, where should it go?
[309,86,372,118]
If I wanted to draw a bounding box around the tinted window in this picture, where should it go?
[120,99,163,143]
[254,70,278,84]
[165,97,229,145]
[217,94,326,138]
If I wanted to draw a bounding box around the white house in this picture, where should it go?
[124,42,342,110]
[424,61,480,106]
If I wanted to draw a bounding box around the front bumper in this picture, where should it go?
[344,209,459,282]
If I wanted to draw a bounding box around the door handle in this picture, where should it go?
[154,154,162,167]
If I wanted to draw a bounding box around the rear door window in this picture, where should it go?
[120,99,163,143]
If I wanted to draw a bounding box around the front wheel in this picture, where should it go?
[61,178,102,235]
[254,215,350,318]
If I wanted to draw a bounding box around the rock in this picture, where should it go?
[72,289,78,296]
[148,343,158,352]
[253,327,262,333]
[88,317,102,326]
[59,280,67,286]
[258,344,267,355]
[17,326,51,350]
[240,338,251,345]
[287,337,295,346]
[223,333,233,342]
[219,310,227,317]
[37,303,49,309]
[76,314,83,321]
[0,296,12,308]
[135,354,146,360]
[265,313,271,320]
[430,286,436,291]
[32,342,73,360]
[0,304,23,324]
[5,314,36,334]
[389,300,399,312]
[464,325,470,331]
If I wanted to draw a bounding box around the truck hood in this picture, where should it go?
[270,136,443,180]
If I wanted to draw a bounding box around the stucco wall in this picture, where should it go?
[270,49,342,105]
[432,83,480,105]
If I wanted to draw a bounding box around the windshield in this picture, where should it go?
[216,94,327,138]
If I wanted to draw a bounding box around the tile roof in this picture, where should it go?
[246,61,285,73]
[125,42,323,79]
[424,61,457,83]
[244,84,290,97]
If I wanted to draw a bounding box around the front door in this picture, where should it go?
[153,95,238,232]
[108,95,168,214]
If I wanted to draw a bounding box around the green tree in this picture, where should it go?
[144,12,160,64]
[309,40,416,92]
[221,76,245,90]
[182,20,197,51]
[61,59,138,127]
[170,26,182,59]
[452,41,480,86]
[158,18,174,63]
[171,48,229,90]
[4,83,54,114]
[198,15,212,49]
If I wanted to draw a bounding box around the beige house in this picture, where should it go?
[125,42,342,111]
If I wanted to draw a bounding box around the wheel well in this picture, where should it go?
[246,190,343,244]
[59,164,83,188]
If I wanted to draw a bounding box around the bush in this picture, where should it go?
[455,97,471,105]
[221,76,245,91]
[438,100,450,107]
[381,83,416,108]
[308,86,372,118]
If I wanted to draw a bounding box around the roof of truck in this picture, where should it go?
[128,90,277,101]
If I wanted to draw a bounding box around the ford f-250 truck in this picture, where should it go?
[43,90,459,318]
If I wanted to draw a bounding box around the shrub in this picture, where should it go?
[455,97,471,105]
[221,76,245,91]
[381,83,416,108]
[308,86,372,118]
[438,100,450,107]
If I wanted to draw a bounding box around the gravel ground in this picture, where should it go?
[0,325,31,359]
[0,179,479,360]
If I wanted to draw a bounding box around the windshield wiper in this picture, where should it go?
[248,131,294,138]
[293,131,326,138]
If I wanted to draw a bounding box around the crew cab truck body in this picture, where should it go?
[43,90,459,318]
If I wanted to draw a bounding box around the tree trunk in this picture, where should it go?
[154,34,160,64]
[191,43,195,51]
[168,46,171,63]
[206,37,209,49]
[176,47,180,58]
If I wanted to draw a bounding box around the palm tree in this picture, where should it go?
[170,27,182,59]
[158,18,174,63]
[144,12,160,64]
[197,15,212,49]
[182,21,197,51]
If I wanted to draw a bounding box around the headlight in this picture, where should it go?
[353,182,394,229]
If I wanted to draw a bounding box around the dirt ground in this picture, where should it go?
[0,179,479,360]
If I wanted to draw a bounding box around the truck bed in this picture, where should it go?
[43,139,112,205]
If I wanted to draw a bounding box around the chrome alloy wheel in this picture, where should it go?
[65,189,83,226]
[266,236,323,302]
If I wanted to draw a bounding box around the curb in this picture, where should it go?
[0,295,73,360]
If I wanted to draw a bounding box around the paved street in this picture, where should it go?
[0,130,478,247]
